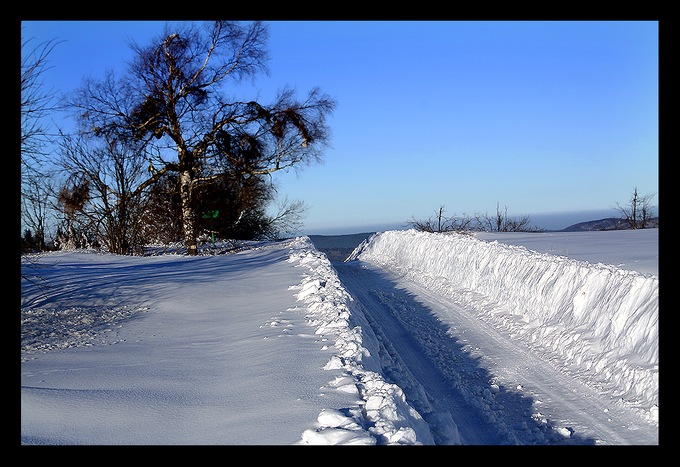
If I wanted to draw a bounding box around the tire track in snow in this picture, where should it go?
[335,261,611,445]
[401,274,657,445]
[336,262,499,445]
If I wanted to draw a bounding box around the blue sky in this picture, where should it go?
[22,21,658,234]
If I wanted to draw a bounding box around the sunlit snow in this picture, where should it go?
[21,228,658,445]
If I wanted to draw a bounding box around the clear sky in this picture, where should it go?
[22,20,659,234]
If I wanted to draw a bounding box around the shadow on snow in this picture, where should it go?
[334,259,597,446]
[20,247,287,311]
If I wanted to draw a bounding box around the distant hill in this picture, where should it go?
[560,217,659,232]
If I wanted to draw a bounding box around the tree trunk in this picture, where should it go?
[179,169,198,255]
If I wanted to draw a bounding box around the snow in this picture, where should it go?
[346,229,658,443]
[21,229,658,445]
[473,229,658,276]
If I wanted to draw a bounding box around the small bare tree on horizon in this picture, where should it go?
[406,205,473,233]
[614,187,657,229]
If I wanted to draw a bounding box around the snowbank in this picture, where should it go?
[348,230,658,421]
[287,237,435,444]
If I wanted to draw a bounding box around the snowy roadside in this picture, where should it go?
[21,238,437,445]
[349,230,659,426]
[287,237,435,444]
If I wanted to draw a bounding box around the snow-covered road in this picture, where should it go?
[335,259,656,444]
[335,261,501,444]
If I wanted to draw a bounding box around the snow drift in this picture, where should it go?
[347,230,658,420]
[288,238,435,444]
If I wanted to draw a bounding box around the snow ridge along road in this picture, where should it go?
[333,230,658,445]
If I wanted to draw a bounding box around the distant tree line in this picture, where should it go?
[408,188,658,235]
[406,204,544,234]
[21,22,335,255]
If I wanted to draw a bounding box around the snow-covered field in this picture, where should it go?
[20,228,658,445]
[473,229,657,276]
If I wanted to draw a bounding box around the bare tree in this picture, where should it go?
[55,132,149,254]
[614,187,656,229]
[21,32,62,250]
[409,203,543,234]
[68,21,335,254]
[266,197,309,239]
[21,33,61,167]
[406,205,474,233]
[483,203,538,232]
[21,174,55,251]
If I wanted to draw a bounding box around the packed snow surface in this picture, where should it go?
[21,229,658,445]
